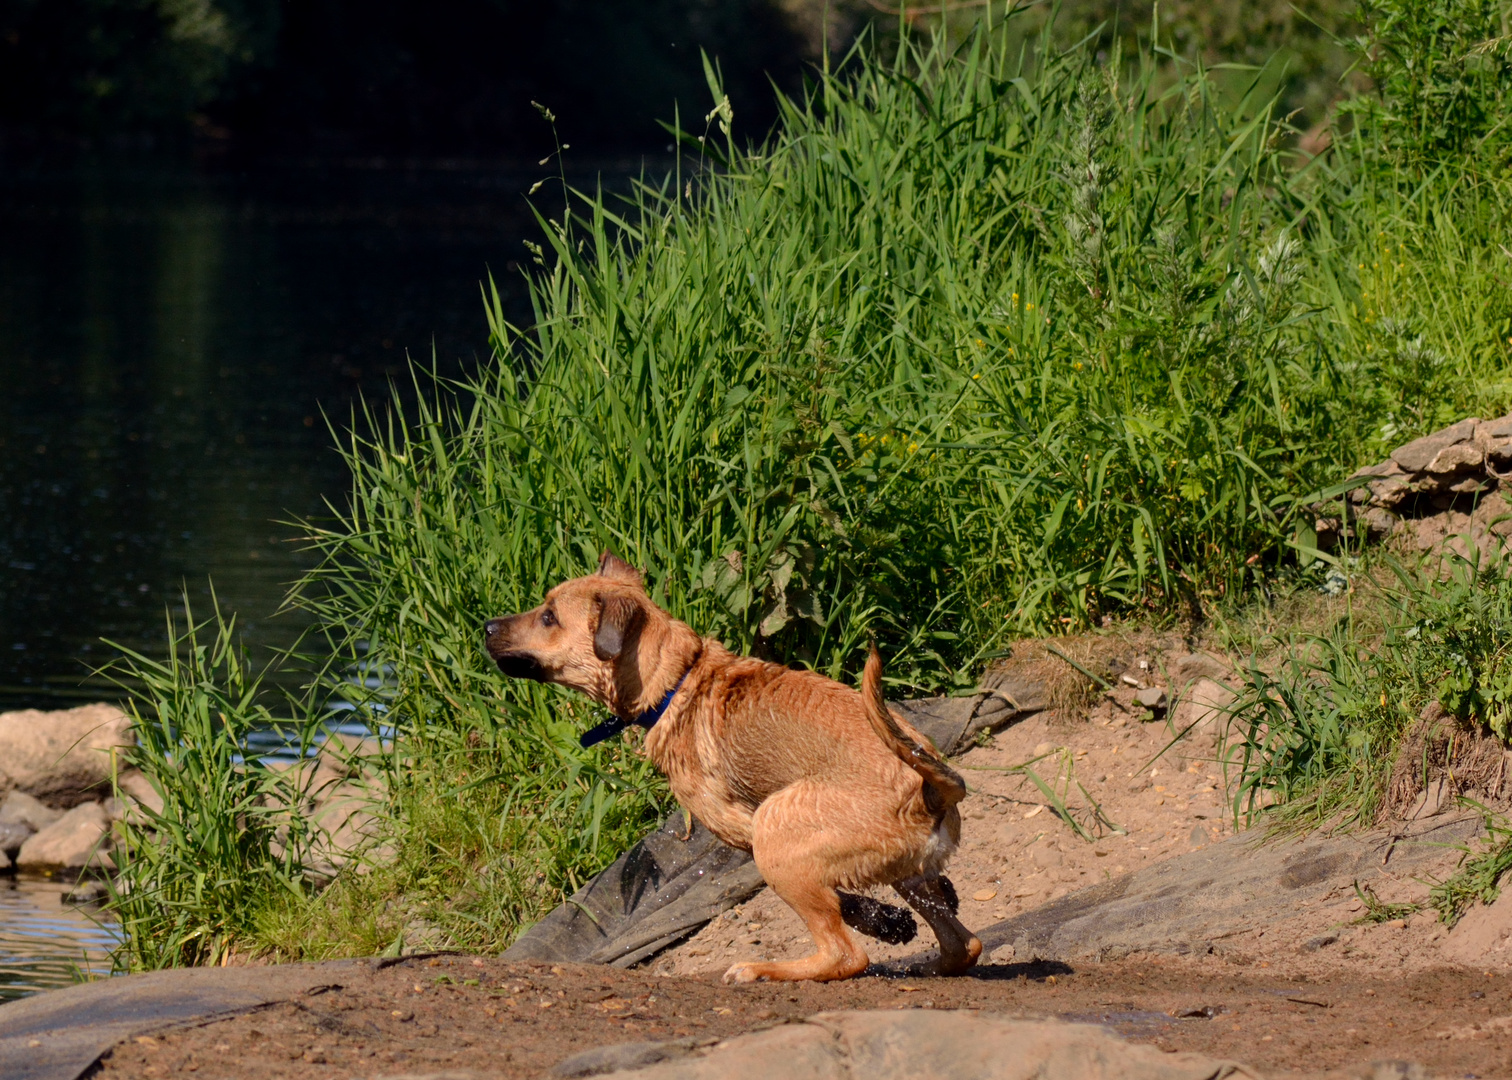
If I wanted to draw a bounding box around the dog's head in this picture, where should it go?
[484,551,673,714]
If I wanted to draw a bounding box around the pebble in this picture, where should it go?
[972,888,998,902]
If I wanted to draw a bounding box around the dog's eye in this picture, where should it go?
[540,608,557,628]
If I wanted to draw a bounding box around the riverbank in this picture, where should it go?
[10,946,1508,1078]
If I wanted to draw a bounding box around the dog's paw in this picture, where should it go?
[722,962,767,985]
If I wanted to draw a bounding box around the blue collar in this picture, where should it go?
[579,672,688,749]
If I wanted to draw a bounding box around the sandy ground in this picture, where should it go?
[655,673,1466,980]
[90,953,1512,1079]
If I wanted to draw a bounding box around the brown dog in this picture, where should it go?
[484,552,982,983]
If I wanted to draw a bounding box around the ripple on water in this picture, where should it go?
[0,875,120,1002]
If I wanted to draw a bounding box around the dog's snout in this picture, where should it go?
[484,618,504,639]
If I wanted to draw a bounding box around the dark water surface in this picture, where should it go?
[0,157,570,710]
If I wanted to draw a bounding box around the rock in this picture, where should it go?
[552,1039,696,1078]
[579,1010,1262,1080]
[1360,505,1400,540]
[902,814,1479,968]
[1390,418,1479,473]
[1441,888,1512,970]
[1133,686,1166,710]
[1425,440,1484,476]
[1168,652,1229,685]
[0,820,33,857]
[1172,678,1236,747]
[0,790,63,832]
[115,770,164,819]
[16,801,113,871]
[0,704,133,805]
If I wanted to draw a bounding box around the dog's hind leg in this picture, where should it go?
[724,785,871,984]
[893,873,982,976]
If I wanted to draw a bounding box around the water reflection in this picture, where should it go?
[0,875,118,1003]
[0,159,557,709]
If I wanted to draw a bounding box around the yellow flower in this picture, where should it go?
[972,373,981,379]
[908,442,919,453]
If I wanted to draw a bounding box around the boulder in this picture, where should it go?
[561,1010,1261,1080]
[0,790,63,832]
[0,704,133,806]
[16,801,113,871]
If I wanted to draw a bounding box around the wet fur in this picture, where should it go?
[484,552,982,982]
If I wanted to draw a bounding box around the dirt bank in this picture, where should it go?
[90,953,1511,1079]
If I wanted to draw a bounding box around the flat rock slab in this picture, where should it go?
[554,1009,1259,1079]
[957,815,1479,966]
[0,958,370,1080]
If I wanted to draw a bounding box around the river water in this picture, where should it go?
[0,154,601,998]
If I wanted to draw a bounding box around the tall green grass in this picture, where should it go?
[106,17,1512,965]
[104,593,325,970]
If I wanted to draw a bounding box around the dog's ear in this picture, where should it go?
[594,593,646,661]
[596,550,643,586]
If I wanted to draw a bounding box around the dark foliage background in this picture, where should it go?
[0,0,808,153]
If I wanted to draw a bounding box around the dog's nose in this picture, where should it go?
[484,618,503,638]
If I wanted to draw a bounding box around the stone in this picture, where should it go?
[1391,418,1479,472]
[1348,459,1405,504]
[114,771,163,819]
[1168,652,1229,686]
[0,820,34,857]
[896,814,1479,968]
[305,780,380,878]
[1475,413,1512,448]
[551,1039,696,1078]
[583,1010,1262,1080]
[1425,441,1485,476]
[16,801,113,871]
[1133,686,1166,710]
[0,704,133,805]
[1360,506,1400,541]
[0,791,63,832]
[1172,678,1236,747]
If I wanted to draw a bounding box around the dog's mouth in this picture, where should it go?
[491,651,549,682]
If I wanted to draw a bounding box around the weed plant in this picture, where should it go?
[1221,545,1512,830]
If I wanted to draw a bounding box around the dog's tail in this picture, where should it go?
[862,643,967,812]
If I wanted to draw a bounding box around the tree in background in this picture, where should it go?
[0,0,805,151]
[0,0,279,137]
